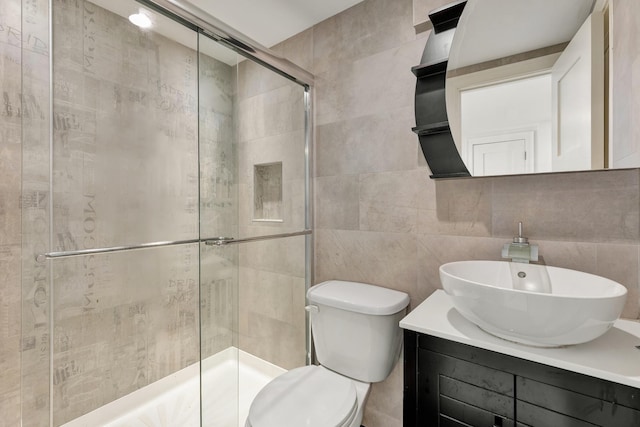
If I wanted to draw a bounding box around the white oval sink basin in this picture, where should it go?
[440,260,628,347]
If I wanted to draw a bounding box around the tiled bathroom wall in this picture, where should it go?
[264,0,640,425]
[235,57,308,370]
[4,0,640,426]
[0,0,23,425]
[48,1,203,423]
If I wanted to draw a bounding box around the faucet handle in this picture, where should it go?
[513,221,529,244]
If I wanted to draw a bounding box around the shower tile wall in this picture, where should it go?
[48,1,203,423]
[5,0,52,425]
[0,0,23,425]
[235,58,307,370]
[5,0,305,423]
[0,1,236,425]
[198,50,237,359]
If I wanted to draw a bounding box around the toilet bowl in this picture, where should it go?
[245,365,370,427]
[245,280,410,427]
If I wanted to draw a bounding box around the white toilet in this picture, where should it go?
[245,280,410,427]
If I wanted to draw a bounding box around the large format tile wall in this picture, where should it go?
[0,0,24,425]
[1,0,239,424]
[49,1,205,424]
[2,0,51,425]
[234,48,308,369]
[266,0,640,426]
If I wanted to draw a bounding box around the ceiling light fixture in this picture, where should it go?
[129,11,152,29]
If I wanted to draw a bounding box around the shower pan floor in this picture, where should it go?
[61,347,285,427]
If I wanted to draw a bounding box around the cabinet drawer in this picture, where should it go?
[440,376,514,420]
[441,395,514,427]
[420,349,515,396]
[516,400,597,427]
[517,376,640,426]
[440,415,470,427]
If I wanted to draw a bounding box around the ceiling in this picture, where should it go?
[90,0,363,65]
[188,0,364,48]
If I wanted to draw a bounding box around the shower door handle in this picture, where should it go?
[35,230,312,261]
[205,237,236,246]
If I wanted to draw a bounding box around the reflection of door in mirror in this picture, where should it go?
[460,76,551,175]
[466,131,535,176]
[552,11,604,172]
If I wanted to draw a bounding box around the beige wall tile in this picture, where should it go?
[359,170,424,233]
[595,243,640,319]
[492,170,640,242]
[315,39,424,126]
[417,177,493,237]
[239,312,306,370]
[271,27,315,72]
[312,0,416,76]
[237,83,305,142]
[534,240,598,274]
[362,356,404,427]
[1,0,24,422]
[315,229,418,302]
[238,267,307,369]
[315,175,360,230]
[0,245,21,427]
[315,108,419,177]
[239,234,306,277]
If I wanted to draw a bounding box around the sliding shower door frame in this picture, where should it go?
[30,1,314,424]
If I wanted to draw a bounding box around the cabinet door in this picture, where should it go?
[517,400,597,427]
[418,349,515,426]
[516,376,640,427]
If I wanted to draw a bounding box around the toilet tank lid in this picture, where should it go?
[307,280,410,315]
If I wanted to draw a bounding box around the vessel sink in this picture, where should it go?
[440,260,628,347]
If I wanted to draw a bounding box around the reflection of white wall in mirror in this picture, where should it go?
[460,75,552,174]
[552,11,605,172]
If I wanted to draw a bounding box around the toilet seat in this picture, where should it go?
[247,365,358,427]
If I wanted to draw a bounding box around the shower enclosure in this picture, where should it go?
[16,0,313,425]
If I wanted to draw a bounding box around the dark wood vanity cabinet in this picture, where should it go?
[404,331,640,427]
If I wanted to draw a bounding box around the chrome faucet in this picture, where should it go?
[502,222,539,263]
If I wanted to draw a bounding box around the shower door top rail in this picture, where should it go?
[35,229,312,262]
[141,0,314,88]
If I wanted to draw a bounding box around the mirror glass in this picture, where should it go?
[446,0,610,176]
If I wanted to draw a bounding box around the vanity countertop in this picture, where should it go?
[400,290,640,389]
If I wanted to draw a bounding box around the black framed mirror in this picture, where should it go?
[415,0,618,178]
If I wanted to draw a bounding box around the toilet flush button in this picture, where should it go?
[305,305,319,313]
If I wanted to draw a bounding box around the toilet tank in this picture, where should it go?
[307,280,410,383]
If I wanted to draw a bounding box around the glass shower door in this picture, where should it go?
[20,0,310,425]
[198,32,311,427]
[38,1,202,425]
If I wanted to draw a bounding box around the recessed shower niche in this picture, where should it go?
[253,162,284,222]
